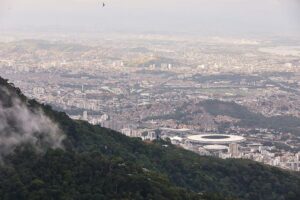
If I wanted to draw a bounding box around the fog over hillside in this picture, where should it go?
[0,86,65,161]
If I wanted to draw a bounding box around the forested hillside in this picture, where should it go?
[0,77,299,200]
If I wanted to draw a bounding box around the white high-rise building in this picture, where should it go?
[229,143,239,158]
[82,111,88,121]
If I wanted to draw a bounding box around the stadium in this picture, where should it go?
[187,134,245,145]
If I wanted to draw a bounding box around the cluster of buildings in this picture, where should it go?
[1,34,300,171]
[169,133,300,171]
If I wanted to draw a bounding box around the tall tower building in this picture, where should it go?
[83,111,88,121]
[229,143,239,158]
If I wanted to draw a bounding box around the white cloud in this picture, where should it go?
[0,87,65,161]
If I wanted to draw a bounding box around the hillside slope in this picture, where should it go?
[0,77,299,200]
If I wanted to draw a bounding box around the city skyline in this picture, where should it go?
[0,0,300,198]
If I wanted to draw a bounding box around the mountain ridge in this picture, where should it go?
[0,76,299,200]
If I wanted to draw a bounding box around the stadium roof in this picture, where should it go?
[187,134,245,144]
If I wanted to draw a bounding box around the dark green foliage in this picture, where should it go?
[0,77,300,200]
[192,74,262,83]
[1,150,202,200]
[200,100,300,136]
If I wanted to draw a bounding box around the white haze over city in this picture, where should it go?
[0,0,299,36]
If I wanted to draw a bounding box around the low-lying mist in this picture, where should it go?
[0,88,65,161]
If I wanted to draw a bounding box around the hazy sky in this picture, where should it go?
[0,0,299,36]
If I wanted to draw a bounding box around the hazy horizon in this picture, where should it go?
[0,0,300,37]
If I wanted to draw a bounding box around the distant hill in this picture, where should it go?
[200,100,300,136]
[138,56,180,68]
[0,40,90,54]
[0,76,300,200]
